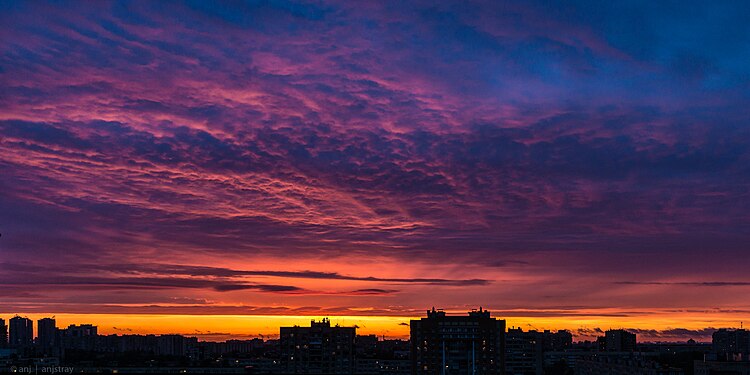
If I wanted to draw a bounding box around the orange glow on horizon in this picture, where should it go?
[6,310,746,342]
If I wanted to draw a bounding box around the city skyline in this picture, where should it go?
[0,311,738,342]
[3,310,748,374]
[2,1,750,345]
[0,312,741,344]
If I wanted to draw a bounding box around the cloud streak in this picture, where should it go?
[616,281,750,287]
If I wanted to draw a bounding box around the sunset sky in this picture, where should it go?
[1,1,749,342]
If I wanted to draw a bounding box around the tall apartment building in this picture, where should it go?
[712,328,750,361]
[604,329,636,352]
[505,328,572,375]
[60,324,98,351]
[0,318,7,349]
[280,318,356,374]
[9,316,33,350]
[411,307,506,375]
[37,317,59,355]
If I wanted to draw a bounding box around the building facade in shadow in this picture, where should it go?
[411,308,506,375]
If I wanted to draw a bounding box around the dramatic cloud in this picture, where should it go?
[1,1,749,339]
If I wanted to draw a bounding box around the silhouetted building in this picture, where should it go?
[154,334,197,356]
[596,336,607,351]
[280,318,356,374]
[9,316,33,350]
[61,324,98,351]
[604,330,636,352]
[694,359,750,375]
[377,338,410,359]
[505,328,539,375]
[356,358,411,375]
[411,307,505,375]
[548,330,573,352]
[712,328,750,361]
[354,335,410,375]
[0,318,7,349]
[543,350,590,373]
[223,338,263,354]
[505,328,573,375]
[577,353,683,375]
[37,317,59,356]
[109,333,158,353]
[638,341,711,355]
[357,334,379,358]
